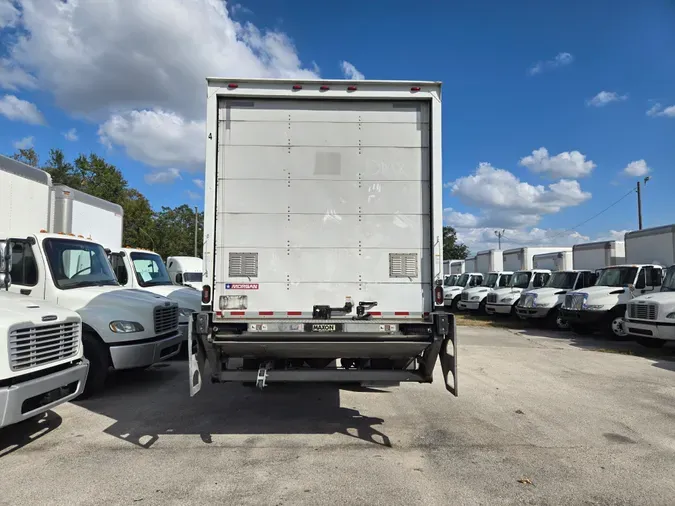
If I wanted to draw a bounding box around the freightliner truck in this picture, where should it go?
[189,78,457,395]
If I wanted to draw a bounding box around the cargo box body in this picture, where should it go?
[572,240,626,271]
[204,79,443,320]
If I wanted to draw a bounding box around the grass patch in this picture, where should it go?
[454,312,524,329]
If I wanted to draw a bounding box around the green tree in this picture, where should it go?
[153,205,203,260]
[122,189,156,250]
[443,226,469,260]
[11,147,39,167]
[42,148,78,188]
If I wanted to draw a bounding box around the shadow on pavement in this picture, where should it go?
[74,363,393,449]
[0,411,62,458]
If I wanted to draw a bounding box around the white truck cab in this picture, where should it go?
[623,264,675,347]
[166,256,203,291]
[458,271,513,313]
[444,272,484,310]
[443,274,459,287]
[0,258,89,427]
[561,264,663,338]
[486,269,551,316]
[516,270,597,329]
[109,248,201,342]
[0,233,182,396]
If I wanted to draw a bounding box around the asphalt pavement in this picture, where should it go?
[2,326,675,505]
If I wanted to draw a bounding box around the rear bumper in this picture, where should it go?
[109,331,182,370]
[559,309,608,327]
[515,306,552,319]
[0,360,89,429]
[624,319,675,340]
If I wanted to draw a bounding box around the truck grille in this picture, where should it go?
[628,303,657,320]
[9,321,79,372]
[461,292,469,301]
[521,294,535,308]
[487,293,498,304]
[564,294,584,310]
[154,304,178,334]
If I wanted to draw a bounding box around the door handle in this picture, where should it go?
[20,289,31,295]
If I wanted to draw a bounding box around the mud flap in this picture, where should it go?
[188,314,206,397]
[438,312,458,396]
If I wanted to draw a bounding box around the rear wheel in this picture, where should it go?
[637,337,667,348]
[79,332,110,399]
[451,295,460,311]
[478,298,487,315]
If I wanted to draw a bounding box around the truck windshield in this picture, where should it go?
[455,273,470,287]
[498,274,512,287]
[661,266,675,292]
[484,273,499,288]
[509,271,532,289]
[130,252,172,287]
[443,274,458,286]
[183,272,202,282]
[596,267,637,287]
[546,272,577,289]
[43,238,119,290]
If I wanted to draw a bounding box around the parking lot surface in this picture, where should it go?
[2,326,675,505]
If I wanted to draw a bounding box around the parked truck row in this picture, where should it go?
[445,226,675,346]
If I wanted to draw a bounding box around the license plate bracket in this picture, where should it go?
[305,323,343,332]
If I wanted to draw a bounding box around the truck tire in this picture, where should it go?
[478,299,487,315]
[79,332,110,399]
[606,312,629,340]
[637,337,666,348]
[451,295,460,311]
[547,306,569,331]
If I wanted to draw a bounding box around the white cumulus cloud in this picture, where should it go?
[621,160,651,177]
[193,179,205,190]
[0,0,19,28]
[646,103,675,118]
[186,190,202,201]
[456,227,590,254]
[98,109,205,170]
[341,61,364,80]
[519,147,596,178]
[528,52,574,75]
[12,135,33,149]
[63,128,78,141]
[144,168,182,185]
[0,94,45,124]
[586,91,628,107]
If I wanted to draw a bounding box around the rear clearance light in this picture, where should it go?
[434,285,444,305]
[320,85,330,91]
[227,83,238,89]
[201,285,211,304]
[292,84,302,90]
[347,85,357,91]
[410,86,421,92]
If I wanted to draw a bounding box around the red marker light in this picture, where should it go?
[411,86,421,92]
[227,83,238,89]
[202,285,211,304]
[320,85,330,91]
[434,285,444,305]
[347,85,357,91]
[292,84,302,90]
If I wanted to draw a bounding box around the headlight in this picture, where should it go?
[178,308,195,318]
[666,312,675,319]
[584,304,605,311]
[109,321,144,333]
[501,297,514,303]
[471,296,480,300]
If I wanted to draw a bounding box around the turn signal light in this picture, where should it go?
[434,285,444,305]
[202,285,211,304]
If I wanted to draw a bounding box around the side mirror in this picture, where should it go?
[652,269,662,287]
[0,240,12,290]
[176,273,183,285]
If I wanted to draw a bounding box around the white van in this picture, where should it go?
[166,256,203,291]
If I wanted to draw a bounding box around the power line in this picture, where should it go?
[498,186,636,248]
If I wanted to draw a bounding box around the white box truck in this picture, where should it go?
[450,260,465,274]
[189,77,457,395]
[109,248,201,343]
[458,271,513,313]
[503,246,568,271]
[622,225,675,347]
[562,226,669,338]
[572,240,625,272]
[532,249,573,271]
[0,154,182,396]
[0,257,89,428]
[475,249,504,274]
[166,256,204,291]
[442,259,465,287]
[465,256,477,272]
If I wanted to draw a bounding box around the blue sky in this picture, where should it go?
[1,0,674,252]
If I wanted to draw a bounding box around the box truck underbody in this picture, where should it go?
[191,80,456,394]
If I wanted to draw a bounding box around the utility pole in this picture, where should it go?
[637,176,650,231]
[195,206,199,256]
[494,229,505,249]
